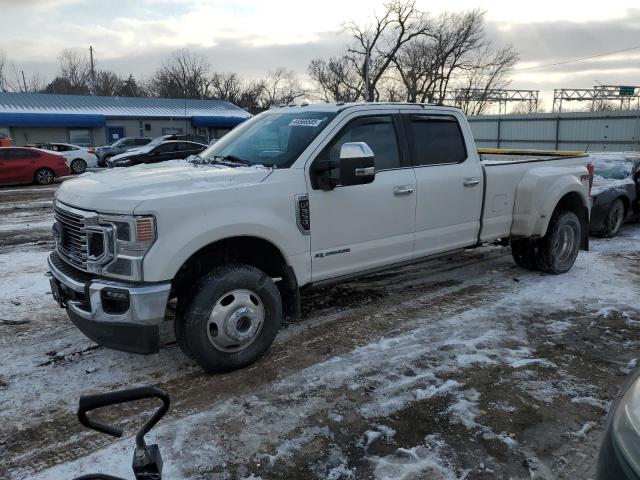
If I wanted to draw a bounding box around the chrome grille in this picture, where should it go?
[54,204,88,269]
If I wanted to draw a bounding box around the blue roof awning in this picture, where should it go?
[191,115,248,128]
[0,112,106,127]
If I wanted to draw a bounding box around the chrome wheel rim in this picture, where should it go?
[206,289,264,352]
[608,203,623,234]
[38,170,53,184]
[72,160,86,173]
[553,223,577,262]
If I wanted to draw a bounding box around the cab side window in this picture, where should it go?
[154,143,177,154]
[320,116,400,171]
[406,115,467,166]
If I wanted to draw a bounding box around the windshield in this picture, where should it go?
[593,158,633,180]
[197,111,336,168]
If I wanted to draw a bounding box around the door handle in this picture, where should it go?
[393,185,415,196]
[463,178,480,187]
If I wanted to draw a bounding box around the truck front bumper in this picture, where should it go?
[47,252,171,354]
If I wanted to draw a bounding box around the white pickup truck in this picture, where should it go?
[47,103,593,372]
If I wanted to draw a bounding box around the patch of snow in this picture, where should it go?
[569,421,596,440]
[370,434,466,480]
[262,426,331,466]
[570,396,610,411]
[415,380,461,401]
[546,320,573,334]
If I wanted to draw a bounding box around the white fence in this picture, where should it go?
[467,110,640,152]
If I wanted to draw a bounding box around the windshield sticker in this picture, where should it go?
[289,118,325,127]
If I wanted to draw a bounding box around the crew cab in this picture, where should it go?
[47,103,593,373]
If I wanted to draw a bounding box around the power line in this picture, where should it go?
[515,45,640,71]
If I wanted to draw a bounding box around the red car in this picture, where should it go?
[0,147,70,186]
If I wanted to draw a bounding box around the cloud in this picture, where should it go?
[2,0,639,112]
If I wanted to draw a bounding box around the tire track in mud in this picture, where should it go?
[3,250,514,478]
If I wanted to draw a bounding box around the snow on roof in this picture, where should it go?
[0,92,251,119]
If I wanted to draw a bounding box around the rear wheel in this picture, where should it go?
[511,238,538,271]
[533,210,581,274]
[178,263,282,373]
[34,168,55,185]
[600,199,625,238]
[70,158,87,174]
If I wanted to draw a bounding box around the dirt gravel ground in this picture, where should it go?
[1,180,639,480]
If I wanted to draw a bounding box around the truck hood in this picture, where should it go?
[55,160,273,214]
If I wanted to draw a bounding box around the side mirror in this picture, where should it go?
[338,142,375,187]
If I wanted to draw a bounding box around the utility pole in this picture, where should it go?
[89,45,96,95]
[21,70,27,92]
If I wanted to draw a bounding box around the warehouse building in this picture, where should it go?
[0,92,251,147]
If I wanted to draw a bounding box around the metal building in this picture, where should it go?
[468,110,640,152]
[0,92,251,147]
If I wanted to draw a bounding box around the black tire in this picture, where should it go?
[533,210,581,274]
[179,263,282,373]
[34,168,55,185]
[600,199,625,238]
[173,298,193,359]
[70,159,87,174]
[511,238,538,271]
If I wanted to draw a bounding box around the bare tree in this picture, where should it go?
[0,50,6,92]
[211,72,245,104]
[116,74,144,97]
[343,0,430,101]
[308,57,361,102]
[149,49,212,99]
[258,68,306,107]
[6,63,45,93]
[454,45,519,114]
[93,70,122,96]
[58,49,91,90]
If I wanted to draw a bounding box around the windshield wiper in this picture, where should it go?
[214,155,252,167]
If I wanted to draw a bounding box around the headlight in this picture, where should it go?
[612,376,640,476]
[85,214,156,281]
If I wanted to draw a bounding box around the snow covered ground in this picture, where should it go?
[1,183,639,479]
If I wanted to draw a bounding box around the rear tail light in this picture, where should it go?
[587,162,594,195]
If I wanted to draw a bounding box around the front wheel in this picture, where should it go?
[34,168,55,185]
[534,210,582,274]
[70,159,87,174]
[178,263,282,373]
[600,199,625,238]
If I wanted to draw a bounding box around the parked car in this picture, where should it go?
[0,147,70,185]
[106,140,207,167]
[95,137,152,166]
[589,153,640,237]
[597,367,640,479]
[26,142,98,174]
[48,103,593,373]
[152,133,208,145]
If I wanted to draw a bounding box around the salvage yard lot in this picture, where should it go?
[1,181,639,479]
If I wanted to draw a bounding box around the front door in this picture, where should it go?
[106,126,125,144]
[402,112,484,258]
[307,113,417,282]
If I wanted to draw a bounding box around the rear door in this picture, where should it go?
[403,112,484,258]
[176,142,202,158]
[150,143,178,163]
[0,148,37,183]
[307,113,417,282]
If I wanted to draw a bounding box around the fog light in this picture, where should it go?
[100,288,130,315]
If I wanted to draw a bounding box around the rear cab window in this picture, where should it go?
[404,114,467,167]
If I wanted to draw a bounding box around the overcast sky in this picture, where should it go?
[1,0,639,108]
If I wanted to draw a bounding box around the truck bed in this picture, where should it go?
[479,148,589,165]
